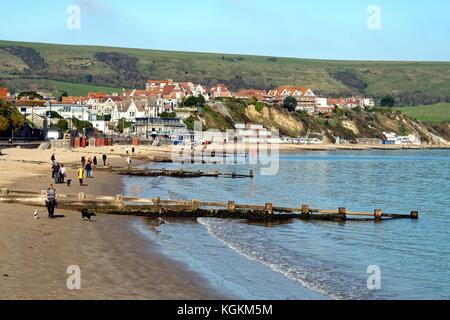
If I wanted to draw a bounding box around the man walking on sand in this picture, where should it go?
[102,154,107,166]
[46,184,57,218]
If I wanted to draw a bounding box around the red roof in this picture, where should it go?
[0,87,9,99]
[88,92,107,99]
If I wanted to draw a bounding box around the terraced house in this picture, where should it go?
[269,86,316,113]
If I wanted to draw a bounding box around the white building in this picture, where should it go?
[46,104,93,122]
[364,98,375,108]
[88,97,121,116]
[383,132,421,145]
[91,120,113,135]
[111,98,160,123]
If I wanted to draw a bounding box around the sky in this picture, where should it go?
[1,0,449,61]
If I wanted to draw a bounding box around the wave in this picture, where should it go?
[198,218,374,300]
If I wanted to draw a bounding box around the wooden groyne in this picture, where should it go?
[0,158,254,179]
[0,188,419,222]
[112,167,255,179]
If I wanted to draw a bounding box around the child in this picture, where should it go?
[77,167,85,186]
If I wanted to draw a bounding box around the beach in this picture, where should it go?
[0,147,227,300]
[2,145,450,300]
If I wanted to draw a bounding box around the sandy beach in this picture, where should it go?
[0,147,227,300]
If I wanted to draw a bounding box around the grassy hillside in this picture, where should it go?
[1,78,121,97]
[1,40,450,104]
[394,103,450,124]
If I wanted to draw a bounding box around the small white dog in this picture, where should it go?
[33,210,40,220]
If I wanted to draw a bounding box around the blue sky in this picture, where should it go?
[1,0,449,61]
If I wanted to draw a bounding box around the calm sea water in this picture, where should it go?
[124,150,450,300]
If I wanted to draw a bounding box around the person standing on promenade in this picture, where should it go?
[51,153,56,165]
[93,156,98,168]
[126,155,131,167]
[46,184,57,219]
[102,154,107,166]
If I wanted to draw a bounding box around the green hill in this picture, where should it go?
[1,40,450,104]
[394,103,450,124]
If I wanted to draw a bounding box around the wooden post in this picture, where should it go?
[338,207,347,220]
[301,204,310,215]
[374,209,383,221]
[410,211,419,219]
[228,201,236,212]
[115,195,123,208]
[265,203,273,214]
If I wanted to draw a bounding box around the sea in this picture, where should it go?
[123,149,450,300]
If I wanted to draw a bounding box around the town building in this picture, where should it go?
[235,90,273,103]
[132,117,187,137]
[111,98,161,123]
[210,84,232,99]
[269,86,316,112]
[382,132,421,145]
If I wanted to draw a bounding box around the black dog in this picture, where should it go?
[81,209,96,221]
[67,179,72,187]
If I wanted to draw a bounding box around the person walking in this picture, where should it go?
[102,154,107,166]
[59,164,66,184]
[126,155,131,167]
[53,163,61,184]
[51,153,56,165]
[85,161,92,178]
[77,166,85,186]
[46,184,57,219]
[93,156,98,168]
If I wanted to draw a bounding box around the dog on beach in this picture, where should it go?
[33,210,40,220]
[67,179,72,187]
[81,209,96,221]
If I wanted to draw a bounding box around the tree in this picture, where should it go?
[18,91,43,100]
[54,119,69,132]
[0,100,25,133]
[182,95,205,108]
[71,117,93,132]
[282,96,298,112]
[116,118,132,134]
[46,111,63,119]
[160,112,177,119]
[58,92,69,102]
[0,116,8,132]
[380,96,396,108]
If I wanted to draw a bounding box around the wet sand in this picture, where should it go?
[0,148,228,300]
